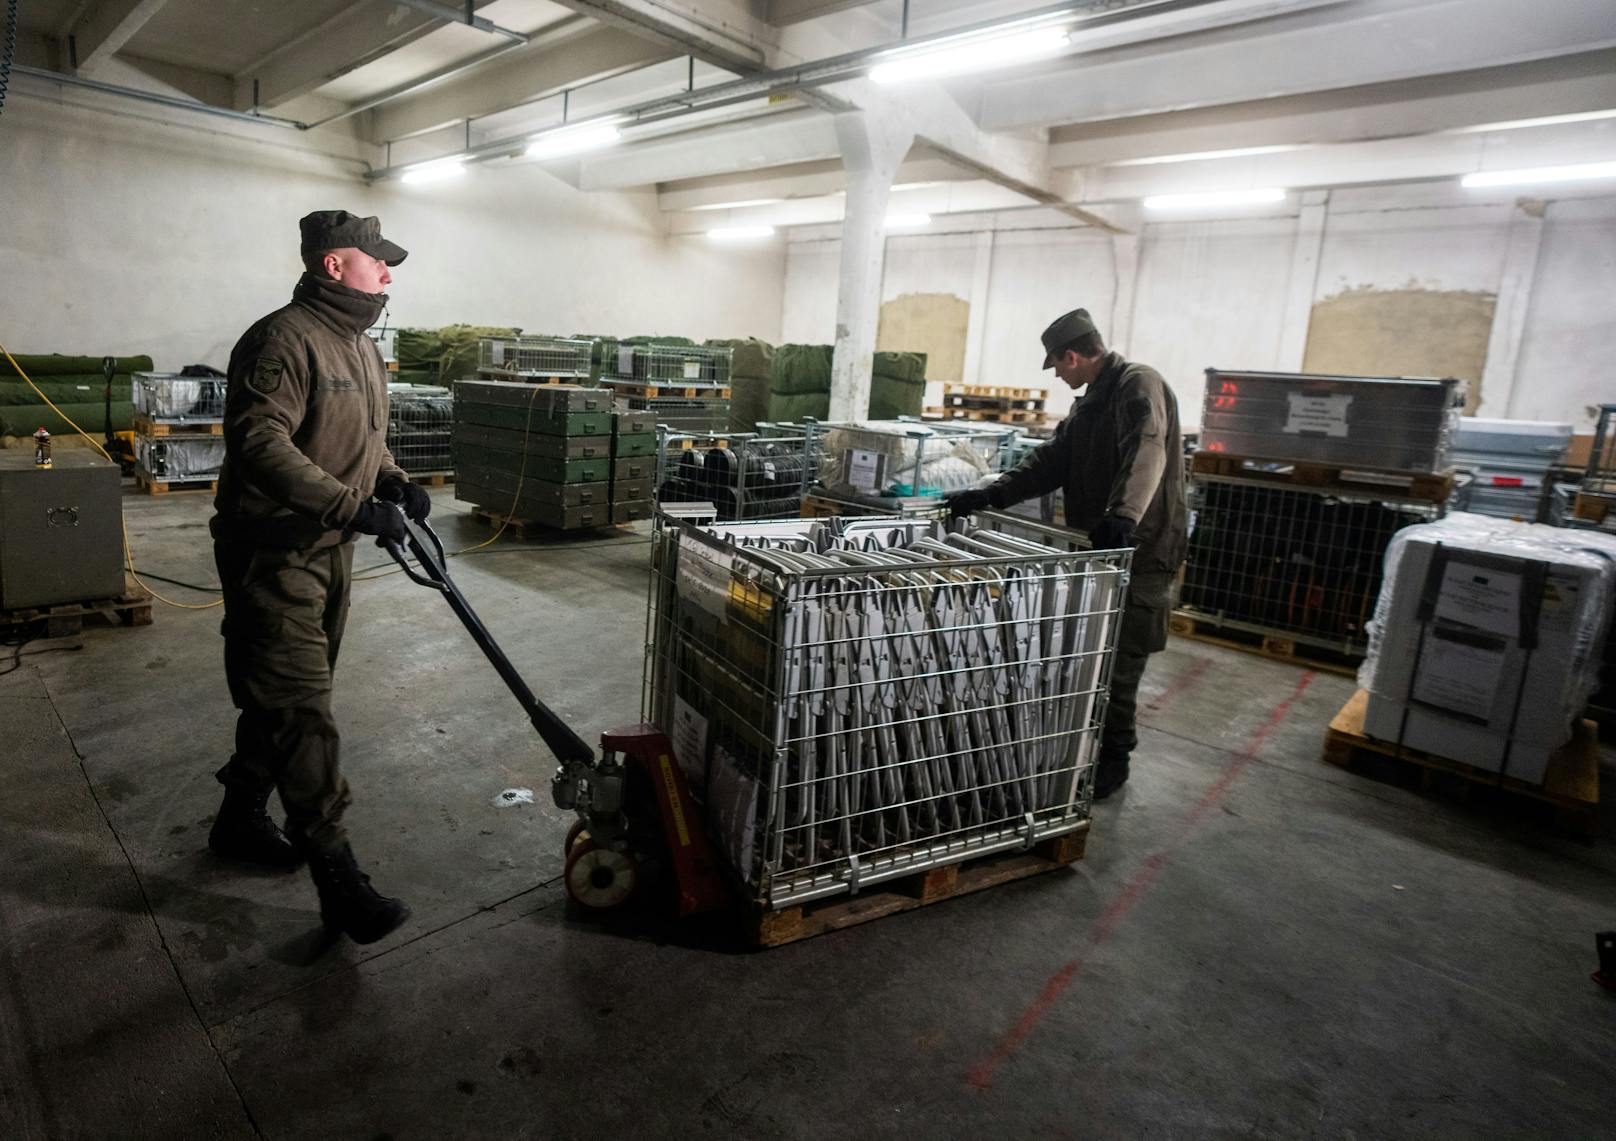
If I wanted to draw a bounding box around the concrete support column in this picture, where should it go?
[1109,230,1141,355]
[829,110,913,421]
[1479,198,1546,418]
[960,229,996,387]
[1276,189,1329,370]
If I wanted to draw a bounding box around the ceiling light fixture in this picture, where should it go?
[707,225,777,241]
[884,212,932,229]
[1143,187,1287,210]
[526,122,622,160]
[686,198,785,212]
[1110,145,1300,167]
[400,158,467,184]
[1460,160,1616,188]
[1450,108,1616,134]
[869,27,1070,85]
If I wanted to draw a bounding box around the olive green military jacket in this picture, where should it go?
[990,352,1188,573]
[212,273,406,549]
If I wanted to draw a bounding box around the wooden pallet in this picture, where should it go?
[408,471,454,487]
[600,379,731,400]
[745,829,1087,948]
[671,437,729,451]
[942,383,1044,401]
[470,506,627,539]
[134,470,217,495]
[926,406,1046,425]
[1191,451,1454,503]
[133,415,223,437]
[1574,489,1614,525]
[1168,611,1362,677]
[1323,690,1600,833]
[1,574,153,637]
[475,369,588,386]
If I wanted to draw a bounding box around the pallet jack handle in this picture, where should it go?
[378,504,596,766]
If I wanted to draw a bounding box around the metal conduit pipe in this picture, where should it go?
[303,35,531,130]
[13,63,308,129]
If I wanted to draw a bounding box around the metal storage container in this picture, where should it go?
[132,371,224,424]
[0,449,125,609]
[644,513,1128,909]
[1200,369,1465,474]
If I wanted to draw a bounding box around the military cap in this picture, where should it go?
[1040,308,1099,368]
[299,210,408,266]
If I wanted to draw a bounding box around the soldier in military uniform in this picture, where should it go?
[207,210,431,945]
[945,308,1187,800]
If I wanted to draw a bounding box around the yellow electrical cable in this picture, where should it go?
[1,341,223,610]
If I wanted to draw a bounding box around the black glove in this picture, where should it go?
[349,500,409,545]
[1088,513,1138,550]
[376,475,431,523]
[943,487,994,519]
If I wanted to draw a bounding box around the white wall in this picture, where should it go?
[0,93,785,373]
[781,186,1616,430]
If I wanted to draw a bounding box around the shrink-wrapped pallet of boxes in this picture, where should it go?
[452,380,616,531]
[1357,513,1616,785]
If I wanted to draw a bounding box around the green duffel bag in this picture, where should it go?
[869,373,925,420]
[873,350,927,384]
[769,344,834,397]
[705,337,773,380]
[729,375,771,433]
[766,390,830,424]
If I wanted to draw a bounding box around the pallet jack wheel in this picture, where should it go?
[564,818,591,854]
[564,841,639,911]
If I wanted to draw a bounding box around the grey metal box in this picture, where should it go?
[0,449,125,609]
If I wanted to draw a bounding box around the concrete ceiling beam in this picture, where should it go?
[65,0,169,75]
[575,107,840,189]
[548,0,776,73]
[765,0,883,27]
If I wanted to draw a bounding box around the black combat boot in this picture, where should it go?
[208,784,304,869]
[1092,751,1131,801]
[305,844,411,945]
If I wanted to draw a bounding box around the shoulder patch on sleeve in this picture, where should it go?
[249,357,284,396]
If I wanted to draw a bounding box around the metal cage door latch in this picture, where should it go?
[46,506,80,528]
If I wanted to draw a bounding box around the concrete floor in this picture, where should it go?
[4,484,1614,1140]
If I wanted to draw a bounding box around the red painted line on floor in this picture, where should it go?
[1143,657,1212,714]
[966,669,1318,1091]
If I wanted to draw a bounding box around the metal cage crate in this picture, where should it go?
[386,383,453,475]
[626,396,730,434]
[817,420,1014,499]
[654,428,823,521]
[132,372,225,423]
[135,434,224,481]
[1177,475,1442,655]
[1586,404,1616,497]
[644,516,1130,910]
[603,342,733,386]
[476,336,595,380]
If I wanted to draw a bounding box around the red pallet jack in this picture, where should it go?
[381,513,731,917]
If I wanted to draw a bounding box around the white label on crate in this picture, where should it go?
[675,540,735,620]
[617,345,634,376]
[670,696,710,789]
[1412,629,1506,721]
[708,743,758,877]
[1434,562,1521,637]
[683,359,701,380]
[846,448,883,492]
[1283,393,1353,437]
[490,341,504,365]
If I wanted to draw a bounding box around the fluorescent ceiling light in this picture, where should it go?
[707,225,776,241]
[401,158,466,185]
[686,198,784,212]
[1450,108,1616,134]
[891,181,943,191]
[885,213,932,229]
[1110,145,1300,168]
[869,27,1070,85]
[526,123,621,160]
[1460,160,1616,188]
[1143,187,1287,210]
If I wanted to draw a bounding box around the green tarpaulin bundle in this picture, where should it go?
[3,354,154,378]
[1,400,136,437]
[0,378,132,406]
[763,345,928,421]
[769,344,834,397]
[706,338,774,432]
[870,350,928,420]
[395,325,518,386]
[705,337,772,381]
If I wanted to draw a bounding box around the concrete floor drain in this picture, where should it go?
[493,788,534,807]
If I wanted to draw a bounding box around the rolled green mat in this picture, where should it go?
[3,354,154,377]
[0,379,133,406]
[1,400,136,437]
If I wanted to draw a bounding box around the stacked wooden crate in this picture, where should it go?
[451,380,616,532]
[927,384,1047,425]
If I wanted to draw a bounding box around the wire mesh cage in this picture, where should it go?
[817,420,1016,498]
[135,434,225,481]
[602,342,733,386]
[386,383,454,475]
[476,336,595,380]
[1177,476,1442,654]
[1586,403,1616,497]
[644,515,1130,909]
[132,372,225,423]
[654,428,824,521]
[625,396,730,434]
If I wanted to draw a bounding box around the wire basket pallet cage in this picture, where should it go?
[1574,404,1616,527]
[132,372,225,424]
[134,434,224,484]
[655,428,824,521]
[476,336,595,381]
[601,342,733,387]
[386,384,454,475]
[645,514,1130,910]
[1176,475,1444,659]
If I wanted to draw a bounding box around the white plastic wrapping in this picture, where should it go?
[1358,512,1616,782]
[818,421,991,497]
